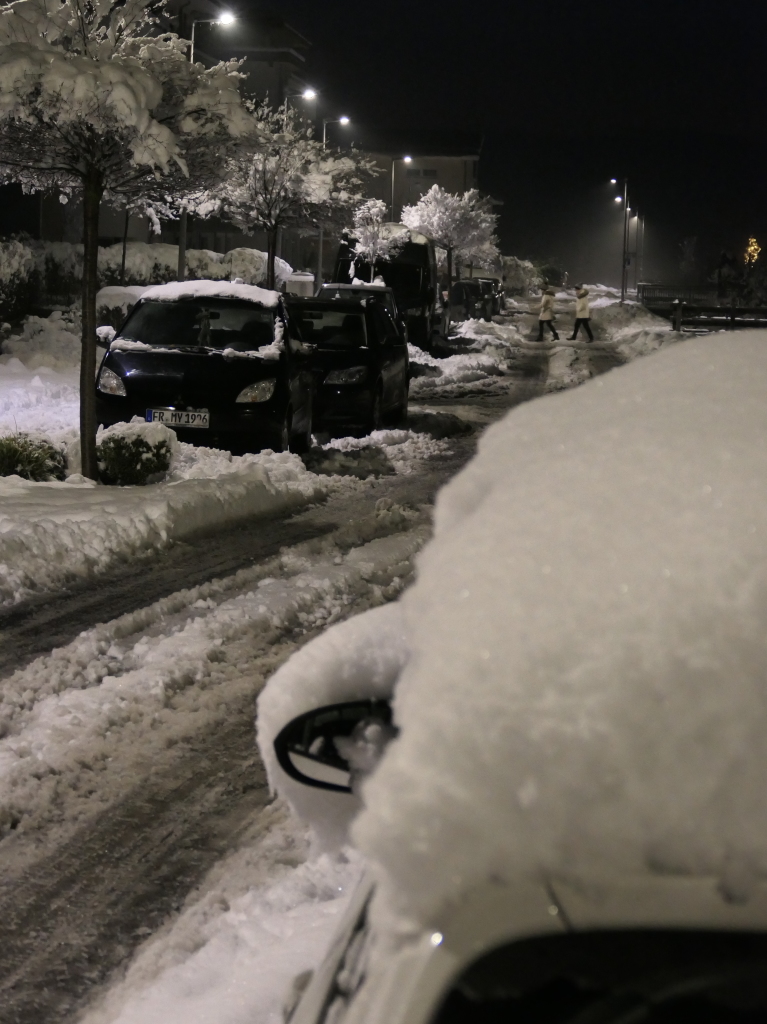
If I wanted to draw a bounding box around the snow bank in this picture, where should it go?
[0,310,81,371]
[0,358,79,436]
[408,344,506,398]
[0,448,324,605]
[80,808,361,1024]
[353,332,767,929]
[258,604,409,849]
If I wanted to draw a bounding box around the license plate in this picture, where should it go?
[146,408,210,428]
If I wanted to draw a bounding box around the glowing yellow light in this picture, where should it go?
[745,237,761,265]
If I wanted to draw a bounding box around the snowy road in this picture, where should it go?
[0,300,651,1024]
[0,369,549,1023]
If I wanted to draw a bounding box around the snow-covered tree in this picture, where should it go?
[350,199,405,281]
[0,0,252,478]
[401,185,498,287]
[216,101,376,290]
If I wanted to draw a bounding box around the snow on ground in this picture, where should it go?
[0,447,325,606]
[353,332,767,934]
[80,806,362,1024]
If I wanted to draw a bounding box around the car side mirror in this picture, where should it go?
[273,699,396,793]
[96,325,116,348]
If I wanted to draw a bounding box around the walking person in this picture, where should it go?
[537,286,559,341]
[569,285,594,341]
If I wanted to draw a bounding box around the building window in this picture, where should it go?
[423,169,438,178]
[406,168,421,177]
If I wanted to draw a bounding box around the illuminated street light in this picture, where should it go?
[302,88,317,101]
[614,196,622,202]
[218,11,235,25]
[610,177,617,184]
[339,116,350,125]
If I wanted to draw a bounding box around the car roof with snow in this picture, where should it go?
[343,333,767,935]
[139,280,281,307]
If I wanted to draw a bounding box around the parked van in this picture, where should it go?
[333,225,438,350]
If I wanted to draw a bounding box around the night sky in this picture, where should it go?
[251,0,766,286]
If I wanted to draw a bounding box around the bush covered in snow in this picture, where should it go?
[0,433,66,481]
[96,422,175,486]
[0,240,293,321]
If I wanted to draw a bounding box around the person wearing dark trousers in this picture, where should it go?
[537,287,559,341]
[569,286,594,341]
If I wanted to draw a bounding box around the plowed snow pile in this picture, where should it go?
[353,332,767,927]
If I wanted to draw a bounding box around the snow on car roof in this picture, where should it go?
[352,332,767,929]
[140,280,281,307]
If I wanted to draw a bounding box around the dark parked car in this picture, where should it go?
[95,282,314,453]
[474,275,505,315]
[441,278,493,334]
[287,297,409,434]
[315,283,408,345]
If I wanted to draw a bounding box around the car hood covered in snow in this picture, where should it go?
[350,332,767,935]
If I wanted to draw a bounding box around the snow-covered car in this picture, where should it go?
[95,281,314,453]
[287,297,409,434]
[259,334,767,1024]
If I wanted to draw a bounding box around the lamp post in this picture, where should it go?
[611,177,630,303]
[315,117,349,287]
[179,12,236,282]
[391,155,412,221]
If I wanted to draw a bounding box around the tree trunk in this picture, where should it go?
[80,166,104,480]
[120,210,129,287]
[370,261,376,283]
[446,247,454,289]
[177,209,187,282]
[266,227,278,290]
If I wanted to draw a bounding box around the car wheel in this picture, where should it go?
[276,408,292,452]
[289,406,312,454]
[388,387,409,428]
[368,385,384,434]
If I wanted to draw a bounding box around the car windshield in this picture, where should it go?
[320,287,396,319]
[291,307,368,349]
[348,262,424,307]
[435,931,767,1024]
[118,299,275,352]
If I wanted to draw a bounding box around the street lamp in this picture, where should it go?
[322,116,350,148]
[391,155,412,221]
[189,12,236,63]
[180,13,236,280]
[610,177,630,303]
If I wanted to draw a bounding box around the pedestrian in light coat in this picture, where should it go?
[537,287,559,341]
[569,286,594,341]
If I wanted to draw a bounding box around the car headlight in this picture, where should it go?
[97,366,126,396]
[236,379,277,403]
[324,366,368,385]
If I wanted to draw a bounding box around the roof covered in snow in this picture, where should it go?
[352,332,767,928]
[140,280,281,307]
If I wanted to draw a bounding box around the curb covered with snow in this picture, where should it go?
[0,450,325,606]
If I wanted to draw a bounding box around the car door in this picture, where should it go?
[282,310,315,435]
[373,304,407,409]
